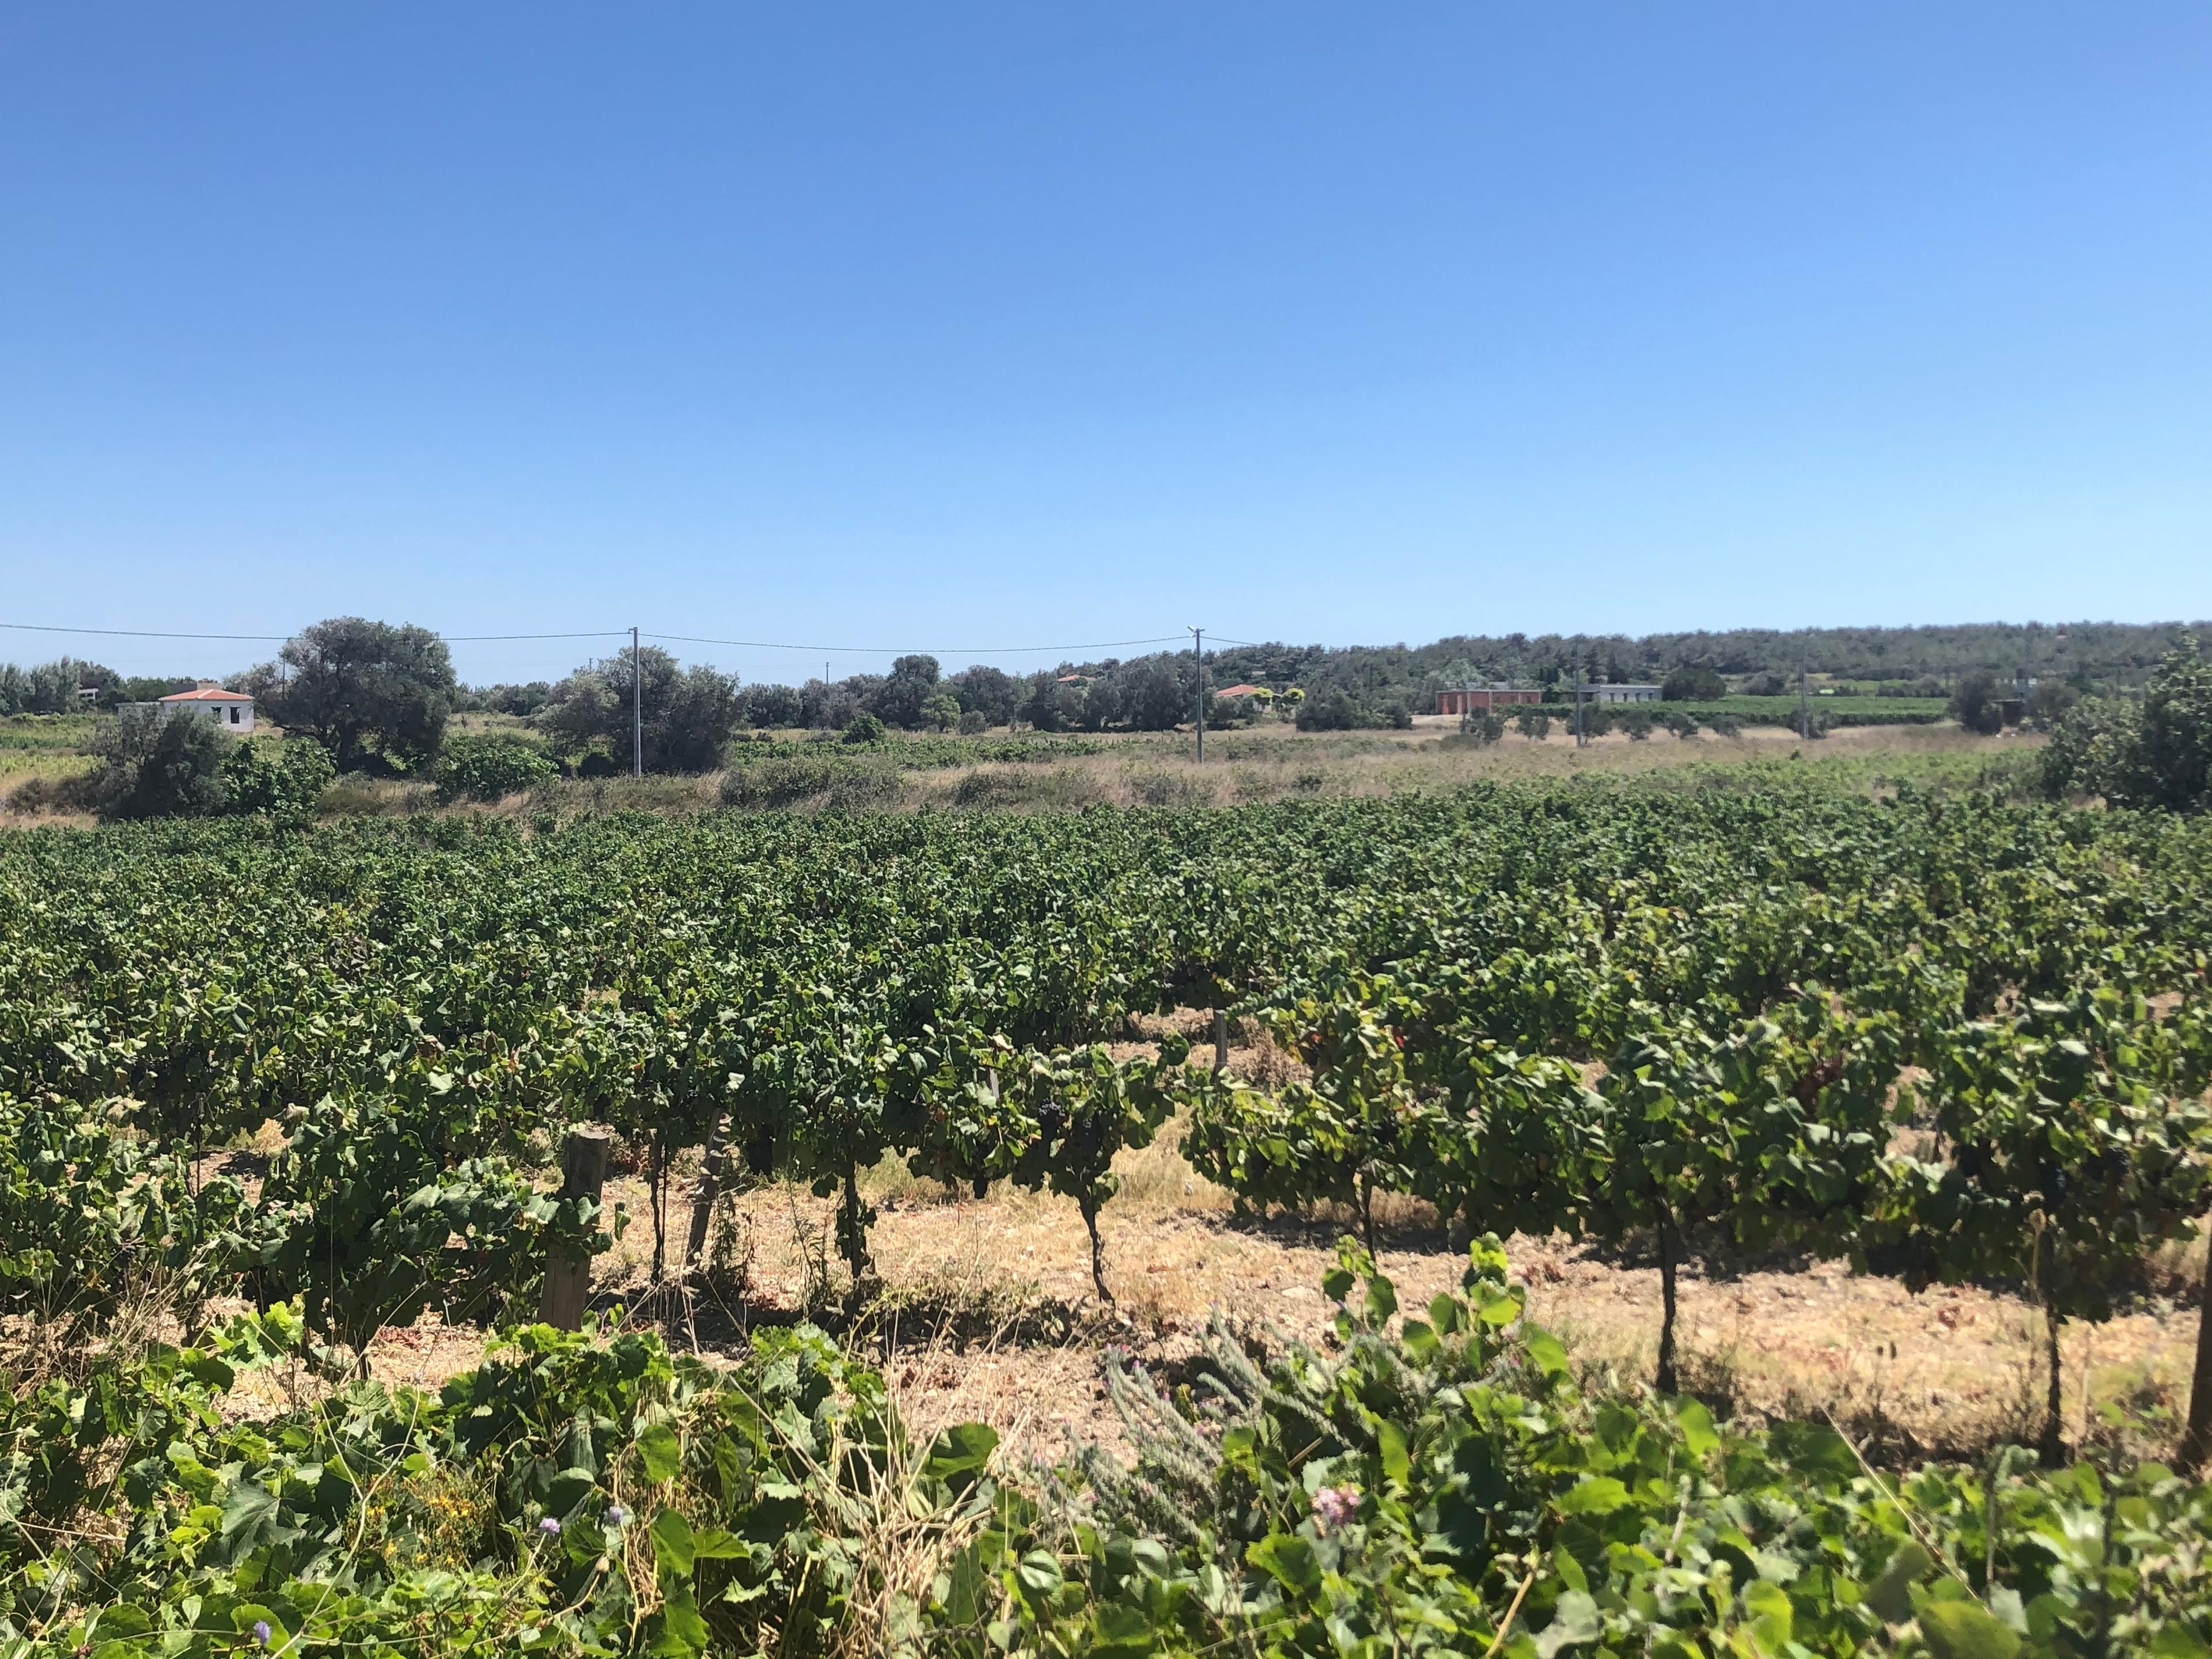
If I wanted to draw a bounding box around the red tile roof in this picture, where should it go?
[157,687,251,702]
[1216,683,1268,696]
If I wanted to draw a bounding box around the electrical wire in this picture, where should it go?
[644,631,1190,656]
[0,622,291,642]
[3,618,1232,658]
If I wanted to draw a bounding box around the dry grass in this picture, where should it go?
[351,1105,2199,1472]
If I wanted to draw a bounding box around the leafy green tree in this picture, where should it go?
[920,691,962,733]
[264,617,457,771]
[2041,637,2212,812]
[2041,696,2144,802]
[1120,658,1190,732]
[1949,667,2006,735]
[2027,679,2080,730]
[1296,690,1359,732]
[739,681,805,728]
[842,711,887,744]
[2137,635,2212,811]
[869,654,943,729]
[948,664,1020,727]
[1661,663,1724,700]
[537,646,741,771]
[1513,707,1552,741]
[90,711,233,821]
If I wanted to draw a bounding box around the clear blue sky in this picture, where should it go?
[2,4,2206,687]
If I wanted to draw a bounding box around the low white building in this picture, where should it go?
[130,683,256,733]
[1569,683,1663,705]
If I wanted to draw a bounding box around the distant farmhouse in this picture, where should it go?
[1572,683,1662,706]
[1436,684,1541,715]
[126,681,256,733]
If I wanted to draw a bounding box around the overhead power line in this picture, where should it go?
[644,631,1190,656]
[0,622,291,642]
[2,620,1198,658]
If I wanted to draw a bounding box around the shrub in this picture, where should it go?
[91,713,232,821]
[2041,637,2212,811]
[1295,691,1359,732]
[719,756,836,808]
[842,711,887,744]
[433,733,558,803]
[950,767,1105,810]
[956,709,987,735]
[1661,662,1725,700]
[1949,667,2006,734]
[221,737,337,820]
[824,764,901,812]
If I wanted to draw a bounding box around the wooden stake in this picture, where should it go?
[684,1111,730,1271]
[540,1126,611,1330]
[2180,1247,2212,1471]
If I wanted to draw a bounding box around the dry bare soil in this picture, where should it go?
[297,1083,2201,1473]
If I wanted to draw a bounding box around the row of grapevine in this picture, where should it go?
[3,782,2210,1384]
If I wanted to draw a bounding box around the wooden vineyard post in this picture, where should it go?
[1213,1010,1229,1073]
[2181,1247,2212,1471]
[540,1126,612,1330]
[684,1111,730,1272]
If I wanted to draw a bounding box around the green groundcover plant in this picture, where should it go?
[9,1239,2210,1658]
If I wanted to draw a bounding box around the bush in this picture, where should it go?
[91,713,232,821]
[1513,709,1552,741]
[956,708,987,735]
[1949,667,2006,734]
[1296,691,1359,732]
[221,737,336,821]
[950,767,1106,810]
[842,711,887,744]
[2043,637,2212,811]
[1661,663,1725,700]
[824,764,902,812]
[432,733,558,803]
[719,757,836,808]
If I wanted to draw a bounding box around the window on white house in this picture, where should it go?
[229,707,240,724]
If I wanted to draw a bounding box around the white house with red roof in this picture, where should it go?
[132,681,256,733]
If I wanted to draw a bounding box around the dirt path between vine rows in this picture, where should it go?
[306,1123,2205,1473]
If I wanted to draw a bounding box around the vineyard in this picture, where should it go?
[6,777,2212,1655]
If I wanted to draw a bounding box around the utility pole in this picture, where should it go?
[1574,673,1586,747]
[631,626,643,778]
[1798,646,1810,741]
[1198,630,1207,759]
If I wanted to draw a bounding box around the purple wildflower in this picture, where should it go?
[1310,1485,1361,1535]
[605,1505,627,1526]
[251,1621,272,1647]
[539,1517,563,1536]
